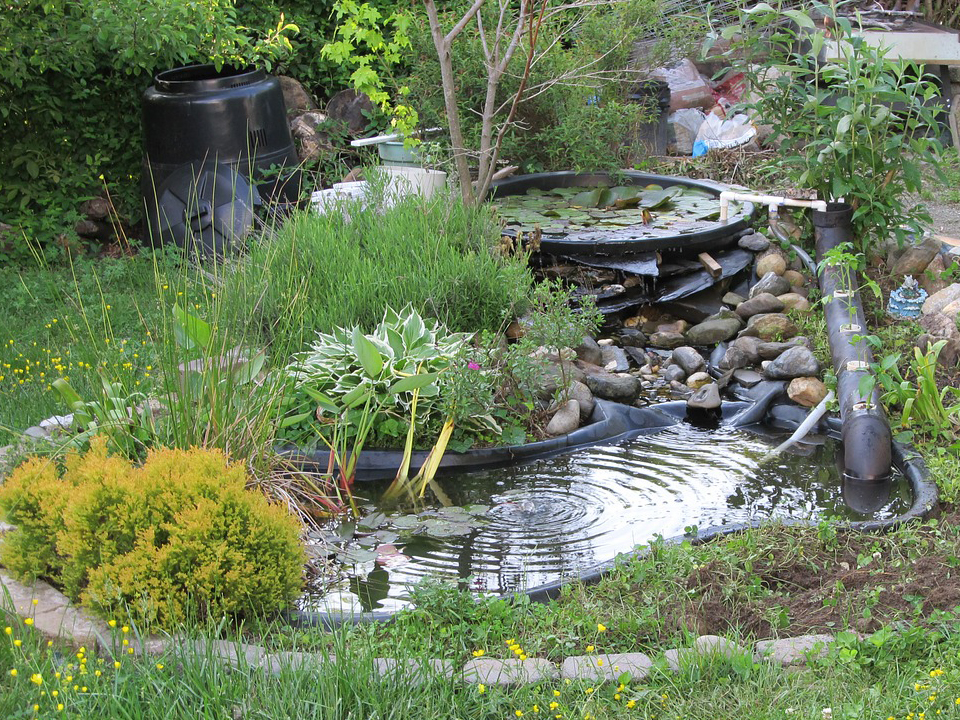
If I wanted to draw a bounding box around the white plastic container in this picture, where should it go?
[374,166,447,200]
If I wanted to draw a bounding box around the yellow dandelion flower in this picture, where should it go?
[597,623,606,633]
[586,645,594,653]
[9,668,16,677]
[31,599,38,606]
[585,687,594,694]
[554,690,561,697]
[114,661,120,669]
[156,663,164,671]
[472,649,485,657]
[127,647,134,654]
[615,694,621,700]
[30,673,42,685]
[626,700,636,708]
[550,703,559,710]
[534,705,540,713]
[477,683,485,694]
[57,704,64,712]
[33,705,39,712]
[24,618,33,626]
[13,639,21,647]
[3,627,10,635]
[597,659,603,667]
[516,711,524,717]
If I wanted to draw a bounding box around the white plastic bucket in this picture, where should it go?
[374,166,447,200]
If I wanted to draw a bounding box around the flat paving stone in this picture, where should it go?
[693,635,747,659]
[755,634,835,666]
[373,657,454,683]
[663,647,689,673]
[1,571,110,651]
[561,652,652,682]
[462,657,558,686]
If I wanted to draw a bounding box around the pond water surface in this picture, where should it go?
[301,423,910,616]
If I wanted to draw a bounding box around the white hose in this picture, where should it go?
[761,390,834,463]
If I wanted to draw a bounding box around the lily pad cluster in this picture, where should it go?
[494,184,729,235]
[312,504,490,567]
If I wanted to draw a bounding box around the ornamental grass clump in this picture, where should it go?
[0,440,304,629]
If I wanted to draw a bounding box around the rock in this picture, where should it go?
[750,272,792,299]
[663,648,689,673]
[917,312,960,365]
[38,414,73,432]
[670,380,693,398]
[624,346,648,367]
[685,318,742,345]
[23,426,47,439]
[601,345,630,373]
[777,293,811,312]
[278,75,316,115]
[575,336,603,365]
[742,313,799,341]
[687,382,721,409]
[568,381,596,421]
[597,338,615,347]
[80,195,112,220]
[603,283,626,296]
[765,346,819,379]
[757,340,799,360]
[290,111,333,164]
[756,253,787,277]
[686,371,713,389]
[736,293,785,319]
[733,369,763,387]
[546,399,581,436]
[788,377,828,407]
[738,232,770,252]
[731,336,762,364]
[892,233,941,276]
[656,319,690,335]
[662,364,687,383]
[923,283,960,316]
[623,315,641,328]
[694,635,747,659]
[719,345,750,370]
[584,372,642,403]
[672,346,706,376]
[755,635,834,666]
[534,360,586,401]
[618,328,647,348]
[372,658,454,684]
[920,254,950,296]
[790,285,810,299]
[74,219,103,238]
[561,653,652,682]
[782,269,806,288]
[722,291,745,307]
[461,658,558,686]
[325,89,376,136]
[649,331,686,349]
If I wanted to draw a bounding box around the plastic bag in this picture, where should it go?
[668,109,706,154]
[692,113,757,157]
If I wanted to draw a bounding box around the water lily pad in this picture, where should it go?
[373,529,399,544]
[357,511,386,532]
[337,546,379,565]
[421,518,473,538]
[390,514,422,530]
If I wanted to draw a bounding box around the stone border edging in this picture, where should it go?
[0,572,850,687]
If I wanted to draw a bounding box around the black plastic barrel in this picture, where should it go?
[627,80,671,156]
[141,65,300,212]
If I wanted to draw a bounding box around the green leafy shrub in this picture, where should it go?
[718,1,942,251]
[0,441,304,628]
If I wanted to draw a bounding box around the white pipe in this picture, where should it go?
[760,390,835,463]
[719,191,828,222]
[350,127,444,148]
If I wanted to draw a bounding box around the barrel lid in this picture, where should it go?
[150,161,260,256]
[152,65,265,94]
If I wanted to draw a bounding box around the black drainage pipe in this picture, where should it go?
[813,203,892,483]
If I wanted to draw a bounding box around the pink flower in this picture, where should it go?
[467,361,481,370]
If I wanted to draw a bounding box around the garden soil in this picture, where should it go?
[662,510,960,640]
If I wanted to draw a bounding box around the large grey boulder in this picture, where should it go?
[584,372,642,403]
[685,318,741,345]
[750,272,791,299]
[765,346,819,379]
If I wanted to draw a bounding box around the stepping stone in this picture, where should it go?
[373,658,454,683]
[461,658,558,686]
[754,635,835,666]
[693,635,747,659]
[560,653,652,682]
[663,647,689,673]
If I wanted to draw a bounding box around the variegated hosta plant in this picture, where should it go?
[283,306,473,449]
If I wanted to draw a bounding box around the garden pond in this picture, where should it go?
[300,421,911,617]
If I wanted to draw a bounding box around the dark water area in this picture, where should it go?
[300,424,911,615]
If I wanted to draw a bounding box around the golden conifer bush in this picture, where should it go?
[0,440,304,628]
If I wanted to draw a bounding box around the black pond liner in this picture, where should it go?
[488,171,757,256]
[283,398,938,628]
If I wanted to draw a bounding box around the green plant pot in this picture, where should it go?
[377,141,420,167]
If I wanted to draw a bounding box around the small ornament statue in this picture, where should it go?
[887,275,927,318]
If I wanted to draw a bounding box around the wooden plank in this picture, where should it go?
[698,251,723,278]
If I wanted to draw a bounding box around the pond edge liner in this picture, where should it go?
[284,402,938,629]
[488,171,757,256]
